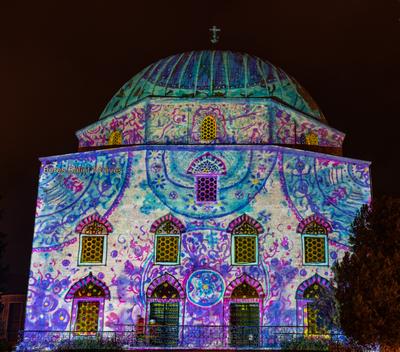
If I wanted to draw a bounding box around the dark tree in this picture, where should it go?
[334,197,400,351]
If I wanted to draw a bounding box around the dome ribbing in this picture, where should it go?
[100,50,325,121]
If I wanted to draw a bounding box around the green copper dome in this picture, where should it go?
[100,50,325,121]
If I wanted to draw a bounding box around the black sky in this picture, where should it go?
[0,0,399,293]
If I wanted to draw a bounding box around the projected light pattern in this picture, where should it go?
[21,50,371,350]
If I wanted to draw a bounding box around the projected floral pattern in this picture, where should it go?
[186,270,225,307]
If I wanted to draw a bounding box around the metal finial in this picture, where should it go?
[209,25,221,44]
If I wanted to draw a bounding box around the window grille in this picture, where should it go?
[200,115,217,141]
[155,235,180,264]
[232,235,258,265]
[75,301,100,334]
[108,130,123,145]
[300,220,329,266]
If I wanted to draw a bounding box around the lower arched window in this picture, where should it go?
[66,272,110,335]
[227,215,264,265]
[146,274,184,346]
[224,275,264,347]
[296,274,332,336]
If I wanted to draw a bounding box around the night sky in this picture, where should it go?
[1,0,399,293]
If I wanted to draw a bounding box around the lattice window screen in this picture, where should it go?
[155,235,179,264]
[80,236,105,264]
[233,235,257,265]
[200,115,217,141]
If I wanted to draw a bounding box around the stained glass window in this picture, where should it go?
[78,221,108,265]
[155,235,180,264]
[196,176,218,203]
[200,115,217,141]
[187,153,226,205]
[108,130,123,146]
[304,283,325,299]
[75,301,100,334]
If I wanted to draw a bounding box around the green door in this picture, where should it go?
[149,302,179,346]
[230,303,259,347]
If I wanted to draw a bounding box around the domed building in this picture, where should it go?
[22,51,371,349]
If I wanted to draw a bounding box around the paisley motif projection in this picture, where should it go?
[22,50,371,350]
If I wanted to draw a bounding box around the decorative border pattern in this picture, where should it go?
[227,214,264,235]
[150,214,186,233]
[296,214,332,234]
[65,272,111,300]
[146,273,185,299]
[75,214,113,234]
[224,274,264,298]
[295,274,331,299]
[187,152,227,175]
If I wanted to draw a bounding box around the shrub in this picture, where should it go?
[55,337,124,351]
[280,335,329,351]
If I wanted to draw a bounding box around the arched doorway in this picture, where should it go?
[296,274,332,335]
[66,272,110,335]
[146,274,184,346]
[225,274,264,347]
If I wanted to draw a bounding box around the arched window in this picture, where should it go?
[227,214,263,265]
[76,214,113,266]
[297,215,332,266]
[200,115,217,141]
[187,153,226,204]
[66,272,110,335]
[146,274,184,346]
[225,275,264,347]
[108,130,123,146]
[296,274,332,335]
[150,214,185,265]
[305,131,319,145]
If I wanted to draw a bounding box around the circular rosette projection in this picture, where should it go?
[146,149,277,218]
[186,270,225,307]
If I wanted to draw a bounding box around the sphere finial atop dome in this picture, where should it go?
[100,50,325,122]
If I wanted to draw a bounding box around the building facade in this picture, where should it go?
[21,51,371,349]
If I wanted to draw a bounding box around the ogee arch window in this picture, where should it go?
[76,214,113,266]
[295,274,332,335]
[146,274,184,346]
[150,214,185,265]
[227,214,264,265]
[297,215,332,266]
[186,152,227,204]
[66,272,110,335]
